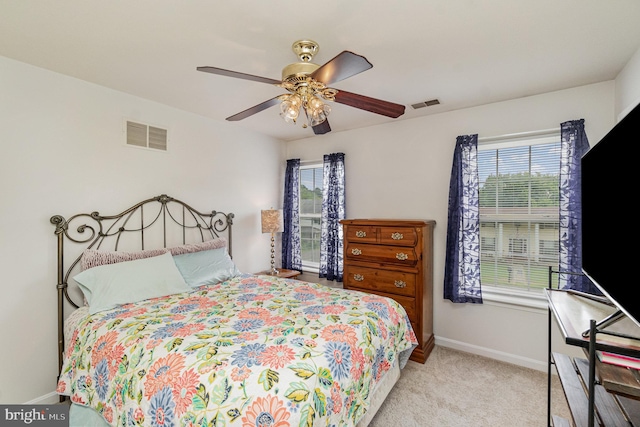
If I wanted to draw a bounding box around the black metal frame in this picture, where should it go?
[50,194,234,397]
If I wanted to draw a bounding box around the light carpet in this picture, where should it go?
[368,345,570,426]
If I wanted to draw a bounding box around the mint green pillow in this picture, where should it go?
[173,247,241,287]
[74,252,190,314]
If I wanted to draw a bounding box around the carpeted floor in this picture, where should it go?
[368,345,570,426]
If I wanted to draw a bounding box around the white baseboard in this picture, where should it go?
[24,391,60,405]
[435,336,548,372]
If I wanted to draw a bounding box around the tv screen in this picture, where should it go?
[581,101,640,329]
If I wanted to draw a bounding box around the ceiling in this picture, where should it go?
[2,1,640,142]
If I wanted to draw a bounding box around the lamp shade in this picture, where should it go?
[261,209,283,233]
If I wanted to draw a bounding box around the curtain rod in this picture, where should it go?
[478,128,560,143]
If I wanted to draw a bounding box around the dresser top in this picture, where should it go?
[340,219,435,226]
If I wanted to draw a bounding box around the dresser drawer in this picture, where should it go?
[378,227,418,246]
[344,265,416,297]
[345,243,418,266]
[344,225,378,243]
[352,288,417,323]
[391,295,416,323]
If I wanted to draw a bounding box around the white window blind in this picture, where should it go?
[478,134,561,291]
[299,165,323,269]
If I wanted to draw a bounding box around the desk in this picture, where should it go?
[546,288,640,426]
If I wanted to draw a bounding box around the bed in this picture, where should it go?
[51,194,417,426]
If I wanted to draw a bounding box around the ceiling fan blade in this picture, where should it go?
[226,97,281,121]
[312,119,331,135]
[197,66,282,85]
[311,51,372,86]
[334,90,405,118]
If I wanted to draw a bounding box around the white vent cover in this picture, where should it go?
[126,121,168,151]
[411,99,440,109]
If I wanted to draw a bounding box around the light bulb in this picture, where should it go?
[307,95,324,111]
[280,95,300,123]
[280,95,301,123]
[289,94,302,108]
[308,102,331,127]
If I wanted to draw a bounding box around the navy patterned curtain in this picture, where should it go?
[282,158,302,270]
[444,135,483,303]
[319,153,346,282]
[559,119,598,293]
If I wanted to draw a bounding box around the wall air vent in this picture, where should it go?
[411,99,441,109]
[126,120,168,151]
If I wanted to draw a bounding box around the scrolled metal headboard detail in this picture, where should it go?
[50,194,234,380]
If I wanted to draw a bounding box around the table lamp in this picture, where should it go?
[261,209,284,275]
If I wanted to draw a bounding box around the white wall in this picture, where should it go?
[615,45,640,120]
[0,56,284,403]
[286,81,616,370]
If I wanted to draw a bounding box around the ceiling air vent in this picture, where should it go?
[126,120,168,151]
[411,99,440,109]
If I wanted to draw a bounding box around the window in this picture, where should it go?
[478,134,561,292]
[481,236,496,253]
[299,164,323,269]
[509,237,528,256]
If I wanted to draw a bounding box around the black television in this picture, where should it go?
[581,100,640,330]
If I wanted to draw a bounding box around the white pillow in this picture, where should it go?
[173,247,240,287]
[74,252,190,314]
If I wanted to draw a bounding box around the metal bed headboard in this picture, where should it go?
[50,194,234,379]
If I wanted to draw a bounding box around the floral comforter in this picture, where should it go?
[58,274,417,427]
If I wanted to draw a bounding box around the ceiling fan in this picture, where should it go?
[197,40,406,135]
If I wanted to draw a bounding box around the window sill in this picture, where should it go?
[301,266,319,275]
[480,285,548,313]
[302,273,548,312]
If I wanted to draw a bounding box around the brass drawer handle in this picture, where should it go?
[394,280,407,288]
[354,274,364,282]
[391,232,403,240]
[355,230,367,238]
[351,248,362,256]
[396,252,408,260]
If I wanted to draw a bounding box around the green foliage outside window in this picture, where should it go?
[479,172,559,208]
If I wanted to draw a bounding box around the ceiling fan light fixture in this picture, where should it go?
[279,87,331,127]
[307,95,324,111]
[280,93,302,123]
[306,97,331,127]
[198,39,405,133]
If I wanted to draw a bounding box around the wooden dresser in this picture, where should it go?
[340,219,435,363]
